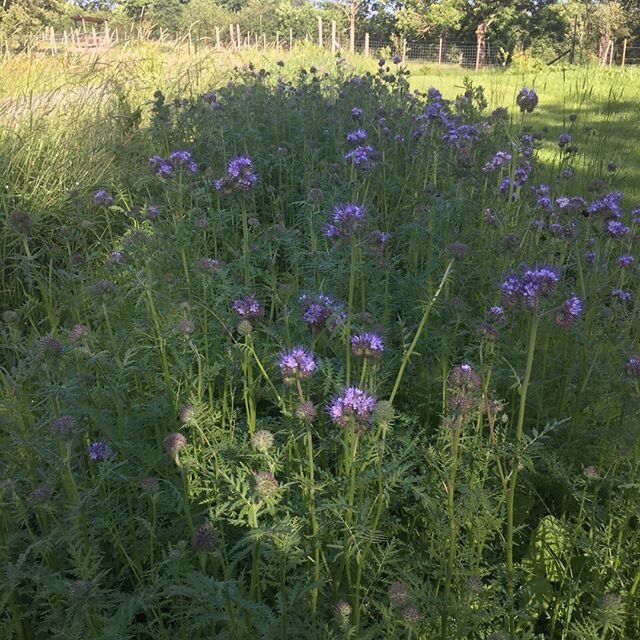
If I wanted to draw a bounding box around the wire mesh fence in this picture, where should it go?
[2,26,639,69]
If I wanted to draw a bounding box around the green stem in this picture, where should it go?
[389,261,454,405]
[506,314,540,639]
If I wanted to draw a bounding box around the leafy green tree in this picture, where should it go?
[0,0,64,36]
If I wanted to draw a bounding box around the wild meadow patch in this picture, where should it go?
[1,53,639,639]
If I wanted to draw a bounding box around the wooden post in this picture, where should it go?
[621,38,627,68]
[105,20,110,46]
[608,40,614,66]
[331,20,337,53]
[402,38,407,64]
[215,27,221,50]
[262,33,266,49]
[364,32,369,57]
[438,37,443,65]
[63,31,68,48]
[289,28,293,50]
[229,24,235,49]
[318,17,323,47]
[236,24,241,49]
[114,27,118,44]
[50,26,57,54]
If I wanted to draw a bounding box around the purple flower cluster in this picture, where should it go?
[557,133,572,148]
[344,144,377,170]
[516,87,539,113]
[88,440,114,462]
[482,150,512,174]
[588,192,623,220]
[554,294,584,328]
[351,332,384,359]
[232,294,263,320]
[149,150,198,178]
[501,266,560,309]
[327,386,377,431]
[351,106,363,120]
[279,347,316,383]
[299,293,342,330]
[623,355,640,378]
[214,155,258,194]
[93,189,114,206]
[346,129,368,143]
[324,202,366,241]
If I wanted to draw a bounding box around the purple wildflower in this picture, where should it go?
[516,87,539,113]
[555,294,583,328]
[448,363,481,392]
[233,294,263,320]
[520,266,560,307]
[391,53,402,64]
[557,133,572,148]
[618,255,634,267]
[612,288,632,302]
[51,415,77,437]
[279,347,316,383]
[584,251,596,266]
[351,107,363,120]
[192,523,216,552]
[346,129,368,143]
[605,220,630,237]
[623,355,640,378]
[327,386,377,431]
[324,202,366,241]
[350,333,384,359]
[87,440,113,462]
[93,189,113,206]
[344,144,377,170]
[482,150,512,174]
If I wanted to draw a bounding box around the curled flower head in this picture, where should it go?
[163,432,187,465]
[351,106,363,119]
[350,333,384,359]
[388,581,409,606]
[51,415,77,437]
[253,471,279,498]
[37,335,63,358]
[327,386,377,431]
[623,355,640,378]
[334,600,352,626]
[9,210,33,235]
[233,294,263,320]
[278,347,316,383]
[251,429,275,452]
[554,294,583,328]
[30,485,53,504]
[448,363,481,392]
[192,523,216,552]
[516,87,539,113]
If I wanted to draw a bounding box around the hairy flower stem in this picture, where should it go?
[343,425,360,609]
[345,239,358,386]
[241,200,251,287]
[442,414,464,640]
[144,285,174,417]
[506,315,540,639]
[243,335,257,436]
[249,502,261,602]
[389,260,454,404]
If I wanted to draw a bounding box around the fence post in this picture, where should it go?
[438,37,443,65]
[262,33,266,49]
[215,27,221,51]
[104,21,110,46]
[402,38,407,64]
[50,26,57,54]
[63,30,68,48]
[229,24,235,49]
[114,27,118,44]
[621,38,627,68]
[236,24,241,49]
[318,17,323,47]
[475,42,481,71]
[331,20,337,53]
[608,40,614,66]
[364,32,369,57]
